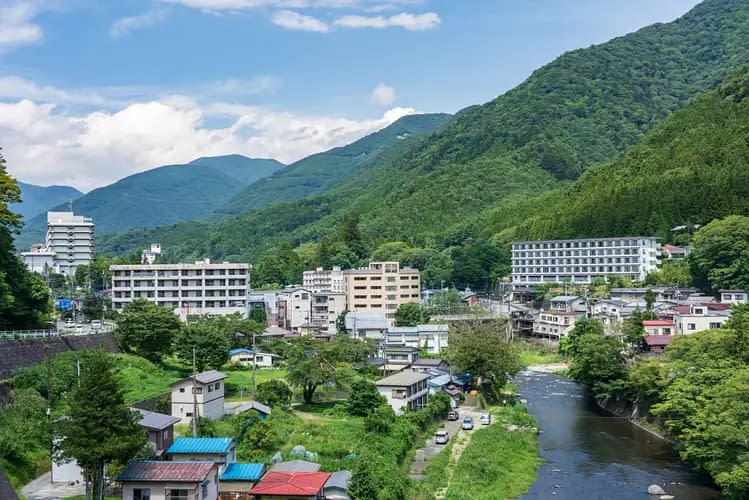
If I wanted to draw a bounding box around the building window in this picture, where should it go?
[134,488,151,500]
[709,322,722,329]
[179,388,185,393]
[208,385,213,392]
[215,382,221,390]
[166,489,189,500]
[193,387,203,394]
[687,323,696,331]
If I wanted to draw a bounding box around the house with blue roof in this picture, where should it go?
[168,438,236,474]
[218,463,265,499]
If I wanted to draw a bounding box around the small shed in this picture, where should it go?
[219,462,265,500]
[323,470,352,500]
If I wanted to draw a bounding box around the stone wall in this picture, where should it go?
[0,333,118,380]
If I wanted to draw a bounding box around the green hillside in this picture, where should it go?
[213,113,451,217]
[17,155,282,248]
[12,182,83,221]
[97,0,749,287]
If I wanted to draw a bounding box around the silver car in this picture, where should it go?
[462,417,474,430]
[435,429,449,445]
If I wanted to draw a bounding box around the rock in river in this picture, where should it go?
[648,484,666,495]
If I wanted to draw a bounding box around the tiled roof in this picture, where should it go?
[250,471,330,496]
[220,463,265,481]
[132,408,181,431]
[117,461,214,482]
[168,437,234,455]
[269,460,321,473]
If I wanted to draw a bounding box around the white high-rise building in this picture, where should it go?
[45,211,94,276]
[110,259,250,320]
[303,266,343,293]
[511,237,660,287]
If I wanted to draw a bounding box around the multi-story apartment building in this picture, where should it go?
[277,288,346,334]
[302,266,343,293]
[343,262,421,325]
[385,324,449,355]
[45,211,94,275]
[110,259,250,319]
[511,237,660,287]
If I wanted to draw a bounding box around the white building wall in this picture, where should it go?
[45,211,94,276]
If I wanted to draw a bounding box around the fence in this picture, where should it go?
[0,329,58,340]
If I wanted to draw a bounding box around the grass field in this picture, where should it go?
[224,368,287,401]
[445,405,541,499]
[517,347,563,367]
[112,353,181,404]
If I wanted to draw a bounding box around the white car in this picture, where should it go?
[91,320,102,330]
[435,429,449,445]
[462,417,474,430]
[479,413,492,425]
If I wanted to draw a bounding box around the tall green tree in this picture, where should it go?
[285,337,341,403]
[57,351,146,500]
[115,299,181,363]
[256,379,293,408]
[568,334,627,397]
[394,302,427,326]
[346,379,385,416]
[175,317,232,371]
[690,215,749,293]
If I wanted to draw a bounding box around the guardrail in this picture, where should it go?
[0,329,59,339]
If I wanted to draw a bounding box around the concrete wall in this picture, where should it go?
[0,333,118,379]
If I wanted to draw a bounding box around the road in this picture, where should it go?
[21,472,84,500]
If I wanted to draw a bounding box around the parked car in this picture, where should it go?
[435,429,449,445]
[91,320,102,330]
[447,411,459,421]
[462,417,474,430]
[65,318,74,327]
[479,413,492,425]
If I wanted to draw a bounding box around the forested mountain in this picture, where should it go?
[97,0,749,288]
[17,155,282,248]
[12,182,83,220]
[215,113,451,217]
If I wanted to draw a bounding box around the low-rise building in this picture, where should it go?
[720,289,749,305]
[662,244,690,260]
[323,470,352,500]
[170,370,227,423]
[132,409,181,457]
[375,371,430,415]
[673,304,731,335]
[218,463,265,500]
[410,358,449,373]
[533,311,579,340]
[345,312,388,341]
[385,324,449,354]
[167,438,236,474]
[549,295,586,313]
[383,345,420,372]
[118,461,219,500]
[642,319,674,336]
[228,348,281,368]
[21,245,57,274]
[250,471,331,499]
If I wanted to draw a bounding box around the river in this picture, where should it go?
[517,369,721,500]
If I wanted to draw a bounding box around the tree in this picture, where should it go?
[249,307,267,325]
[559,317,604,356]
[347,379,385,416]
[690,215,749,293]
[175,318,232,371]
[256,379,293,408]
[349,457,380,500]
[449,320,520,394]
[57,351,146,500]
[336,309,349,334]
[285,337,339,404]
[364,404,395,434]
[338,214,368,260]
[427,290,467,315]
[0,388,50,462]
[622,308,657,349]
[644,288,655,311]
[394,302,427,327]
[115,299,181,363]
[568,334,627,396]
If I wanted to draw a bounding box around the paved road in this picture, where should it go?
[21,472,85,500]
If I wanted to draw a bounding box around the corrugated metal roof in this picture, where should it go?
[324,470,352,490]
[269,460,321,473]
[168,437,234,455]
[250,472,330,496]
[117,461,214,482]
[132,408,181,430]
[220,463,265,481]
[376,370,430,387]
[427,374,452,387]
[169,370,227,386]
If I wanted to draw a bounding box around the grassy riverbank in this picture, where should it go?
[518,346,563,367]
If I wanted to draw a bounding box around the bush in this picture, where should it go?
[256,379,293,408]
[364,405,395,434]
[347,379,385,416]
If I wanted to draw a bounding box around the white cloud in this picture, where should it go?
[0,2,44,51]
[334,11,439,30]
[272,10,329,32]
[0,87,416,191]
[158,0,356,10]
[109,9,170,38]
[370,83,395,105]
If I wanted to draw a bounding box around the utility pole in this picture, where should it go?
[251,331,257,401]
[192,348,198,437]
[76,359,81,387]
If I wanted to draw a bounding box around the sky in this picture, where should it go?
[0,0,701,192]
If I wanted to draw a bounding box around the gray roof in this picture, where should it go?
[376,371,431,387]
[170,370,227,386]
[345,312,389,331]
[234,400,272,415]
[269,460,321,473]
[550,295,580,302]
[132,408,181,430]
[411,358,446,367]
[262,326,292,337]
[324,470,352,490]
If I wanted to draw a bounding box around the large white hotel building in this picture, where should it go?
[511,237,660,287]
[110,259,250,319]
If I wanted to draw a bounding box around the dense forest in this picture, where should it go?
[96,0,749,289]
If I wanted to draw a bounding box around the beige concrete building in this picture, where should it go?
[343,262,421,325]
[110,259,250,319]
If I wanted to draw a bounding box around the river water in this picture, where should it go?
[517,370,722,500]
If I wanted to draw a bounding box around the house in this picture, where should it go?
[549,295,586,313]
[132,409,181,457]
[458,288,480,307]
[167,438,236,473]
[345,312,389,340]
[323,470,352,500]
[269,460,321,473]
[720,290,749,305]
[260,326,293,341]
[228,348,281,368]
[218,463,265,500]
[170,370,227,423]
[642,319,674,336]
[644,335,674,354]
[385,324,449,354]
[533,311,578,341]
[375,371,430,415]
[426,374,458,407]
[250,471,331,499]
[228,400,272,420]
[609,287,697,302]
[118,461,219,500]
[673,304,731,335]
[662,244,690,260]
[383,345,420,372]
[410,358,449,373]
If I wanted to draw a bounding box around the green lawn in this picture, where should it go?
[445,405,541,499]
[112,353,182,404]
[224,369,287,401]
[517,347,563,367]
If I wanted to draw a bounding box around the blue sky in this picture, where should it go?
[0,0,700,191]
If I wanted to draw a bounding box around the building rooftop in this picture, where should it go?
[376,371,431,387]
[550,295,581,302]
[233,400,272,416]
[269,460,321,473]
[644,335,674,347]
[388,324,449,334]
[170,370,227,386]
[642,320,674,327]
[427,374,452,387]
[168,437,234,455]
[411,358,446,367]
[132,408,181,431]
[251,471,331,496]
[220,463,265,482]
[117,461,214,482]
[324,470,352,491]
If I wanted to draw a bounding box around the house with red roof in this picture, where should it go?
[642,319,674,336]
[118,461,219,500]
[644,335,673,354]
[250,471,331,499]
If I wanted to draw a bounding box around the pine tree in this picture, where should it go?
[57,351,146,500]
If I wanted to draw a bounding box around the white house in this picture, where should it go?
[345,312,389,341]
[549,295,586,313]
[673,304,731,335]
[385,324,449,354]
[118,461,219,500]
[170,370,227,423]
[720,290,749,305]
[228,348,281,368]
[533,311,579,341]
[375,371,430,415]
